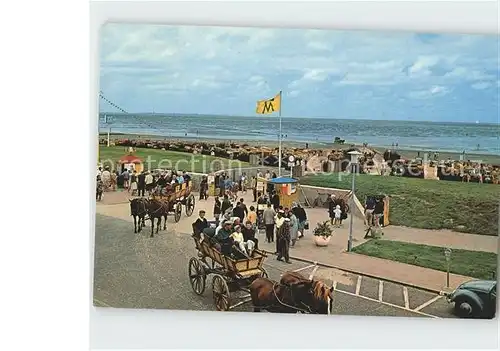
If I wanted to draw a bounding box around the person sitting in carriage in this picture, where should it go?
[156,173,168,195]
[214,220,234,255]
[242,220,258,250]
[192,210,209,236]
[230,225,255,258]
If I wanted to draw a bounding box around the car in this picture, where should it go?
[447,280,496,319]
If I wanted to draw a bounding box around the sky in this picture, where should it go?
[99,24,499,123]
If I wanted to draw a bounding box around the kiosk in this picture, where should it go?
[117,153,144,173]
[267,177,299,209]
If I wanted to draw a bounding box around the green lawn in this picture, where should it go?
[301,173,500,236]
[352,239,497,280]
[98,146,249,173]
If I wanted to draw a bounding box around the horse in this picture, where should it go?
[280,271,334,315]
[249,277,316,314]
[129,198,148,233]
[145,198,169,237]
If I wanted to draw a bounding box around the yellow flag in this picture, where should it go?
[256,92,281,114]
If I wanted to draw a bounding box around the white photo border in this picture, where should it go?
[91,1,499,350]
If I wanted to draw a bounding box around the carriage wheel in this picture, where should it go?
[185,194,195,216]
[188,257,206,295]
[212,274,230,311]
[174,202,182,222]
[260,267,269,279]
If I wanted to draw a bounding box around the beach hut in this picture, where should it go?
[267,177,300,209]
[117,153,144,173]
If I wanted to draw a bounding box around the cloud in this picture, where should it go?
[409,85,451,99]
[471,82,492,90]
[99,24,499,122]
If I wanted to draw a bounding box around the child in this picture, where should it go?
[230,225,255,257]
[246,206,257,228]
[333,205,342,227]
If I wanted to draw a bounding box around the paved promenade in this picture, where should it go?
[95,188,498,293]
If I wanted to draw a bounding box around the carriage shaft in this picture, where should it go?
[228,296,252,310]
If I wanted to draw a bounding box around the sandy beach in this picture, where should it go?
[99,132,500,164]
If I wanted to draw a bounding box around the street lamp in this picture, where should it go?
[347,150,362,252]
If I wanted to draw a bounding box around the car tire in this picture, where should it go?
[454,298,481,318]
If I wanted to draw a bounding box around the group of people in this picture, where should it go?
[193,209,259,259]
[327,194,348,227]
[95,166,192,199]
[363,196,385,238]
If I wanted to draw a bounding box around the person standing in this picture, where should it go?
[274,210,286,254]
[263,203,276,243]
[289,211,299,247]
[213,196,222,222]
[219,174,225,197]
[129,170,138,195]
[250,176,257,202]
[373,197,385,229]
[221,194,233,215]
[137,171,146,197]
[333,205,342,227]
[246,206,257,228]
[328,194,336,225]
[145,171,154,195]
[364,196,376,228]
[199,176,208,200]
[276,218,291,264]
[232,201,246,223]
[122,169,130,190]
[293,203,307,238]
[96,175,103,201]
[271,191,280,211]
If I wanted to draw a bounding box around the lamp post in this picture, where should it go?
[347,150,362,252]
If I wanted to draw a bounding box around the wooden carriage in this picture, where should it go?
[150,181,196,222]
[188,226,268,311]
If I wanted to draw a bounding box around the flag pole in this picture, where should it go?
[278,90,282,177]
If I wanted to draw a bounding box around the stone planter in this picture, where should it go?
[314,235,331,247]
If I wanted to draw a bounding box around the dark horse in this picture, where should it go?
[146,198,169,237]
[129,198,148,233]
[249,277,314,313]
[280,271,334,314]
[249,276,333,314]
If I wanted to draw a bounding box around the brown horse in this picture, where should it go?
[129,198,148,233]
[280,271,335,315]
[146,198,169,237]
[249,277,315,314]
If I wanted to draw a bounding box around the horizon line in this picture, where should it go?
[98,111,499,125]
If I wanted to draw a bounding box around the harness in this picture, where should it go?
[148,199,168,215]
[270,282,313,314]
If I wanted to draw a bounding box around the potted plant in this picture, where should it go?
[313,220,334,247]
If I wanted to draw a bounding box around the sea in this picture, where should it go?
[98,114,500,155]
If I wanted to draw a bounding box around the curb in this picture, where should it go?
[262,250,447,295]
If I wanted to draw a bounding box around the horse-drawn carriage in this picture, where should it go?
[188,223,334,314]
[150,181,196,222]
[188,224,269,311]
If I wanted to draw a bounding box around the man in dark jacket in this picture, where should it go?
[137,171,146,197]
[221,194,232,215]
[270,191,280,211]
[232,200,246,223]
[192,210,209,235]
[292,203,307,238]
